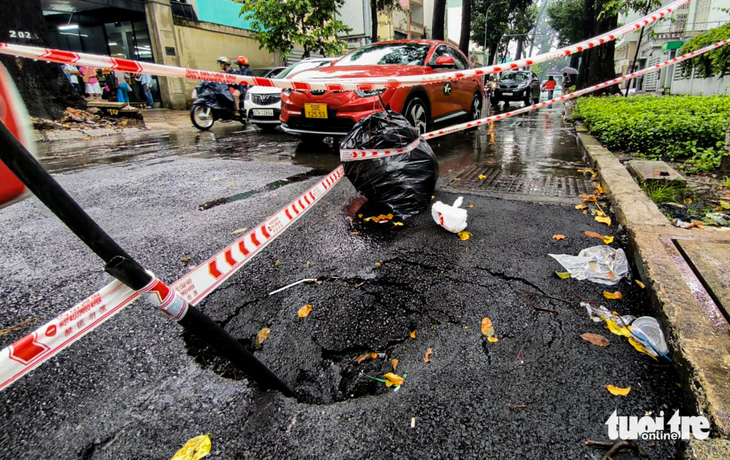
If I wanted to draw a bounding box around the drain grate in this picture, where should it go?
[444,165,595,203]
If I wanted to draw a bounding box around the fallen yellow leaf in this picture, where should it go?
[577,169,594,174]
[635,280,645,289]
[603,291,623,300]
[595,215,611,226]
[383,372,405,387]
[581,333,610,347]
[256,328,271,347]
[605,385,631,396]
[458,231,472,241]
[481,317,495,337]
[478,174,487,180]
[583,194,598,202]
[391,359,399,371]
[684,197,693,205]
[487,336,499,343]
[181,257,191,264]
[351,231,360,235]
[358,214,363,218]
[552,234,566,240]
[594,210,606,217]
[555,271,571,279]
[393,222,404,226]
[375,262,382,268]
[424,348,433,363]
[231,227,248,235]
[298,304,312,318]
[431,195,435,200]
[602,236,614,244]
[575,204,589,210]
[274,260,281,266]
[354,352,378,363]
[583,210,588,215]
[596,184,604,194]
[466,204,474,209]
[171,434,212,460]
[410,330,416,339]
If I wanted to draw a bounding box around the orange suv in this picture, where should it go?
[280,40,484,144]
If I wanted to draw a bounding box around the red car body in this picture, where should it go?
[280,40,484,142]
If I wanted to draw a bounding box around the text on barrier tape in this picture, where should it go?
[339,39,729,162]
[0,0,690,92]
[0,166,345,391]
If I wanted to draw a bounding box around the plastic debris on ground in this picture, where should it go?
[549,245,629,285]
[582,302,670,361]
[341,111,438,220]
[432,196,468,233]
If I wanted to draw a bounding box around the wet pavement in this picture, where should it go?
[0,105,691,459]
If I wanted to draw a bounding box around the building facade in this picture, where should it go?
[615,0,730,95]
[41,0,277,108]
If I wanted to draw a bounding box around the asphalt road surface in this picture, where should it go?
[0,109,688,459]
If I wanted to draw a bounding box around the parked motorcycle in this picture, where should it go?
[190,81,246,131]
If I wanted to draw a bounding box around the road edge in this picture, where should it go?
[576,124,730,457]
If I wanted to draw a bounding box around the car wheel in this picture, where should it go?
[470,93,483,121]
[524,90,534,107]
[404,97,429,135]
[190,105,214,131]
[490,97,499,106]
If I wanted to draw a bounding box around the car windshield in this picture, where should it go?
[277,60,333,79]
[335,43,430,66]
[501,72,530,82]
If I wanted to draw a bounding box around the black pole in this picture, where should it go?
[624,21,646,97]
[0,121,295,398]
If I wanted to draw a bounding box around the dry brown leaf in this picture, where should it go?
[297,304,312,318]
[604,385,631,396]
[487,336,499,343]
[584,231,603,239]
[481,317,494,337]
[424,348,433,363]
[256,328,271,347]
[575,204,589,210]
[274,260,281,266]
[391,359,399,371]
[552,234,566,240]
[351,231,360,235]
[603,291,623,300]
[354,352,378,363]
[583,194,598,202]
[581,333,610,347]
[231,227,248,235]
[306,261,312,267]
[181,257,191,264]
[466,204,474,209]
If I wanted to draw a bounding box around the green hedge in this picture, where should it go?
[573,95,730,172]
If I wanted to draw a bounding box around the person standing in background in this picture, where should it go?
[63,64,82,94]
[140,73,154,108]
[115,70,131,106]
[541,76,557,108]
[80,66,101,100]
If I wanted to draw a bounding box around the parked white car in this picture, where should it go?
[244,58,336,132]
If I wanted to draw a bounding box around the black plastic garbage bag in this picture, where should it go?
[193,81,235,111]
[340,111,438,220]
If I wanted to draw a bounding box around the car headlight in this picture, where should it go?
[244,90,251,100]
[517,83,529,89]
[355,89,386,98]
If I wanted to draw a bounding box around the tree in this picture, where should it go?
[432,0,447,40]
[547,0,585,67]
[575,0,620,90]
[678,21,730,79]
[459,0,473,56]
[509,6,538,60]
[238,0,351,58]
[471,0,534,65]
[0,0,84,120]
[369,0,404,43]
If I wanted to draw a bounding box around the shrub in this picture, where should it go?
[572,95,730,172]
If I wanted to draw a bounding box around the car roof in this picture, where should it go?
[371,39,450,47]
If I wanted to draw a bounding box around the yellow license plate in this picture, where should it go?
[304,103,328,119]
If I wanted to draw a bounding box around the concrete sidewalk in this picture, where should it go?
[577,126,730,458]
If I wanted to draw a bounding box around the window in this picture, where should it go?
[336,43,431,66]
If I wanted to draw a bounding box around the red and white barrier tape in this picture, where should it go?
[339,138,421,161]
[0,166,344,391]
[340,39,729,161]
[0,0,689,92]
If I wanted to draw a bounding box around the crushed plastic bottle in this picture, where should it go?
[550,246,629,285]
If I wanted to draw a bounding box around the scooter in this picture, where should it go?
[190,81,247,131]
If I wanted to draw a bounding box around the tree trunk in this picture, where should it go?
[576,0,620,92]
[459,0,472,56]
[370,0,379,43]
[0,0,85,120]
[515,39,524,61]
[720,121,730,173]
[432,0,446,41]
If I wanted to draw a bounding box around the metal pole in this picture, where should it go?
[0,121,295,398]
[624,27,645,97]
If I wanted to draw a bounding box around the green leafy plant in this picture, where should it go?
[573,95,730,171]
[640,182,688,204]
[722,176,730,188]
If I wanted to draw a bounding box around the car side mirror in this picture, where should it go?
[432,56,455,68]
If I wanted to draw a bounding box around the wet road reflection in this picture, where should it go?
[38,104,585,180]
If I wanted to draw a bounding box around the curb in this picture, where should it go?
[576,126,730,453]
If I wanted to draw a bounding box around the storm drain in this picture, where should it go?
[445,165,595,203]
